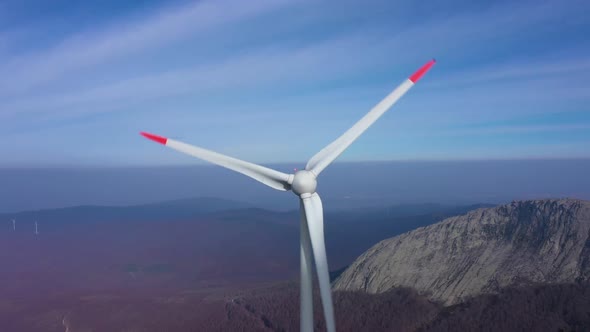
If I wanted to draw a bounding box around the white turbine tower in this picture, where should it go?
[12,219,16,231]
[141,60,435,332]
[35,221,39,235]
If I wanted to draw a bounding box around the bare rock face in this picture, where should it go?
[333,199,590,305]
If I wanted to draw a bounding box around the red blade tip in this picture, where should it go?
[140,132,168,145]
[409,58,436,83]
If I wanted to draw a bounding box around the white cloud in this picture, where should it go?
[436,123,590,136]
[4,0,585,124]
[0,0,297,96]
[428,57,590,88]
[1,0,589,164]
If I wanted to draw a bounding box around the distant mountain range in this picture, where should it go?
[0,197,492,223]
[0,197,254,223]
[334,198,590,305]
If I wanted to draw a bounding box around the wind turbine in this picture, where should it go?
[12,219,15,231]
[35,221,39,235]
[141,59,435,332]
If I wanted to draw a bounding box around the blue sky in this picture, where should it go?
[1,0,589,166]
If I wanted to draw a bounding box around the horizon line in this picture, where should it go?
[0,157,589,169]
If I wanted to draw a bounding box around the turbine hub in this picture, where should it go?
[291,170,317,195]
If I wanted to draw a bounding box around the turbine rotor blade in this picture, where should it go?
[306,59,436,176]
[301,193,335,332]
[140,132,291,191]
[300,200,314,332]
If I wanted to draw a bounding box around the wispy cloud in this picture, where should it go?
[0,0,296,96]
[0,0,588,164]
[428,56,590,88]
[4,0,587,123]
[418,123,590,137]
[0,34,376,121]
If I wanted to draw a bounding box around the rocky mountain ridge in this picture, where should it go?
[334,198,590,305]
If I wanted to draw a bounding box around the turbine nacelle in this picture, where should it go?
[290,170,317,196]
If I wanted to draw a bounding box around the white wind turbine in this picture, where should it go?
[141,59,435,332]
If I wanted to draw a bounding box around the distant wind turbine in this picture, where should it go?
[141,59,436,332]
[35,221,39,235]
[12,219,15,231]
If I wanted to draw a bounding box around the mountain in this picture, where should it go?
[334,198,590,305]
